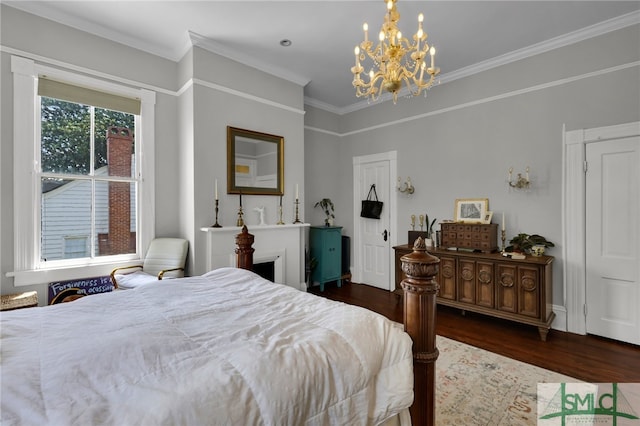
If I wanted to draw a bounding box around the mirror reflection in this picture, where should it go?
[227,127,284,195]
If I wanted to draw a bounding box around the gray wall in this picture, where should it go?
[0,5,178,299]
[2,4,638,312]
[304,24,640,308]
[0,5,306,298]
[188,46,306,275]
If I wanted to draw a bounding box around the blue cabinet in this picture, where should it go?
[310,226,342,291]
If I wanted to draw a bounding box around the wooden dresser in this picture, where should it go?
[393,245,555,341]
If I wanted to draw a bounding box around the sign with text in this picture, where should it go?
[48,276,113,304]
[538,383,640,425]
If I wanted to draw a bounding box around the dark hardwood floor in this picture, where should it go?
[309,281,640,383]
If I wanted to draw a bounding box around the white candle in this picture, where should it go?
[502,213,505,231]
[215,179,218,200]
[295,184,299,199]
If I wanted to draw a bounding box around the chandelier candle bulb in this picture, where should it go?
[363,23,368,41]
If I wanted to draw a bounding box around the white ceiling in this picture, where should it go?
[6,1,640,114]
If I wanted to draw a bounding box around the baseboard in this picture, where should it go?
[551,304,567,332]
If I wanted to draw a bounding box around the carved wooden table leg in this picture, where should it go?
[401,237,440,426]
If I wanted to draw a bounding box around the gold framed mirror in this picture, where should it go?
[227,126,284,195]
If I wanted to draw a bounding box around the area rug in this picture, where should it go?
[435,336,579,425]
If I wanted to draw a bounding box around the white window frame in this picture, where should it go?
[9,55,155,286]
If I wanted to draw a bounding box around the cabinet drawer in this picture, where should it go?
[438,257,456,300]
[457,259,476,304]
[476,262,494,308]
[497,264,518,313]
[518,266,540,318]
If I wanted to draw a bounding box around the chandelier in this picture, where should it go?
[351,0,440,103]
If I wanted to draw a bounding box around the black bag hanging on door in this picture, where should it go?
[360,184,383,219]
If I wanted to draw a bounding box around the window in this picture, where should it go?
[63,237,89,259]
[39,85,137,261]
[10,56,156,285]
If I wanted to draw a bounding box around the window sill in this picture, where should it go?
[7,260,142,287]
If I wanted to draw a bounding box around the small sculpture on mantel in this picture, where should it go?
[254,206,266,226]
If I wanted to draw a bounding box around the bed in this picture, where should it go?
[1,227,439,426]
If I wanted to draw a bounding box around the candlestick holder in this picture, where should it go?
[236,206,244,227]
[212,199,222,228]
[293,199,302,224]
[501,229,506,252]
[277,205,285,225]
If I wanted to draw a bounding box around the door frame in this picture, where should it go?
[352,151,397,287]
[563,121,640,335]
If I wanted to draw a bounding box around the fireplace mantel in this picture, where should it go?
[200,224,310,291]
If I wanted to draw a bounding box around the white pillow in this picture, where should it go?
[115,270,157,290]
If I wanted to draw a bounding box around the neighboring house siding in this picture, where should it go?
[41,165,136,261]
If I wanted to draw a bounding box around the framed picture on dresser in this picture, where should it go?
[454,198,489,223]
[483,211,493,224]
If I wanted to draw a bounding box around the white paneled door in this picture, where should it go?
[354,155,392,291]
[585,136,640,345]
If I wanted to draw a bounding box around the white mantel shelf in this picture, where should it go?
[200,223,309,233]
[200,223,310,291]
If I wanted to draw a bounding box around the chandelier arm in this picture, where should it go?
[412,73,436,91]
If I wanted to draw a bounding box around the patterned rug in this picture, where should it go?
[435,336,578,425]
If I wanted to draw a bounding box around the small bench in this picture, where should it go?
[1,291,38,311]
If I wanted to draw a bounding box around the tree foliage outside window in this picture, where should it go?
[41,97,135,175]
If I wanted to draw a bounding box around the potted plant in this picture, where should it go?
[314,198,335,226]
[506,233,555,256]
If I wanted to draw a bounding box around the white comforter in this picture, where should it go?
[1,268,413,425]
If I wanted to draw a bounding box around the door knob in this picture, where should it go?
[382,230,388,241]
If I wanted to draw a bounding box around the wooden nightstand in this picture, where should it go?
[1,291,38,311]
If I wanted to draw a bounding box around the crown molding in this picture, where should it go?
[319,10,640,115]
[323,60,639,137]
[188,31,310,88]
[4,1,185,61]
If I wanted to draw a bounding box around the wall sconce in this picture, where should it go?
[397,176,414,194]
[508,166,530,190]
